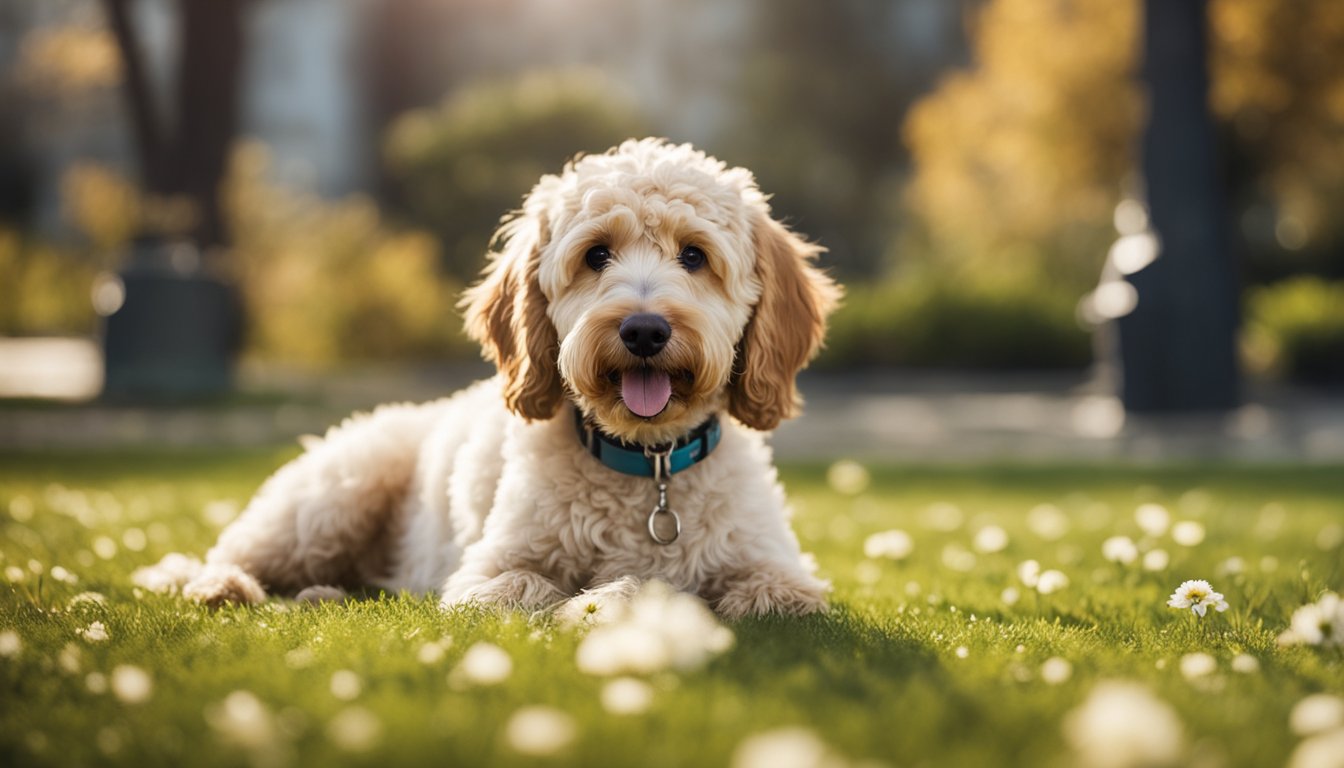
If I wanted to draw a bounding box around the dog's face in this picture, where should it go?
[463,139,840,445]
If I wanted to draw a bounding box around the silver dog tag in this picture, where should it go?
[648,481,681,545]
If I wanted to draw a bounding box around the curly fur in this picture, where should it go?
[137,138,841,619]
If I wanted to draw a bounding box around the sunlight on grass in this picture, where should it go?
[1,452,1342,767]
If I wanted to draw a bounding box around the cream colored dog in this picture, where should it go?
[137,138,840,619]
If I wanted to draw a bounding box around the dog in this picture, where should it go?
[136,138,841,619]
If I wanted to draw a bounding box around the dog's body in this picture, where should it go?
[141,139,839,618]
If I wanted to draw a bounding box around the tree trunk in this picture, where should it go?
[100,0,248,400]
[1118,0,1240,412]
[169,0,246,249]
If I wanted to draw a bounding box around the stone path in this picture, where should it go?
[2,338,1342,462]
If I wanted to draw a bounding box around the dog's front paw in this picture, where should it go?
[439,569,566,611]
[183,563,266,608]
[131,552,203,594]
[555,576,643,626]
[714,570,829,620]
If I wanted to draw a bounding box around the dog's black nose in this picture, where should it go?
[620,313,671,358]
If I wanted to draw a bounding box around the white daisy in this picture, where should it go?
[77,621,110,643]
[1166,580,1228,617]
[1102,536,1139,565]
[504,706,576,756]
[1279,593,1344,647]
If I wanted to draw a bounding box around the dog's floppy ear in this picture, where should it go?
[461,211,564,420]
[728,215,841,431]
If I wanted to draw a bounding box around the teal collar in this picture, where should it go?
[574,409,722,478]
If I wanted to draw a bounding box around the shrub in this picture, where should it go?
[384,70,649,280]
[223,144,470,364]
[53,148,470,365]
[1245,277,1344,384]
[819,269,1091,370]
[0,227,97,336]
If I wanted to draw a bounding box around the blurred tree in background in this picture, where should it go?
[225,144,467,364]
[902,0,1141,292]
[384,71,649,281]
[1210,0,1344,283]
[720,0,949,279]
[49,149,465,365]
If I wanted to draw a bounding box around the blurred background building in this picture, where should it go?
[1,0,1341,455]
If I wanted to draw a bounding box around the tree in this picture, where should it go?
[99,0,249,399]
[1117,0,1239,412]
[103,0,247,249]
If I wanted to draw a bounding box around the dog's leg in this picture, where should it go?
[154,403,441,607]
[439,568,567,611]
[712,566,830,619]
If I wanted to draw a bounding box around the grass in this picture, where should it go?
[1,450,1342,767]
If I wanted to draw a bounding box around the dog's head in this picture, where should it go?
[462,138,840,445]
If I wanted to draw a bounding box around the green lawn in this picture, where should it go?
[1,451,1342,767]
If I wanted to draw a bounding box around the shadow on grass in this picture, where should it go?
[721,605,942,694]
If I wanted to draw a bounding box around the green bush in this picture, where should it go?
[0,227,97,336]
[1245,277,1344,384]
[51,149,470,365]
[224,144,471,365]
[385,70,649,280]
[819,270,1091,369]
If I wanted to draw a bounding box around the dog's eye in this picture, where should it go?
[585,246,611,272]
[678,246,706,273]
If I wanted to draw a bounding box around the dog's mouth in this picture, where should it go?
[606,368,694,419]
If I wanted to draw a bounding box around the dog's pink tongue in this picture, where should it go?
[621,369,672,418]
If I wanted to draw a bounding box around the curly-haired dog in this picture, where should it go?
[137,138,841,618]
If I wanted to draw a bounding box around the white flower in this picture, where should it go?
[600,677,654,715]
[1134,503,1171,537]
[68,591,107,609]
[0,630,20,658]
[1230,654,1259,674]
[1041,657,1073,685]
[1142,549,1170,572]
[575,581,733,676]
[1288,728,1344,768]
[1027,504,1069,540]
[1290,694,1344,737]
[1171,521,1206,547]
[1063,681,1185,768]
[451,642,512,686]
[973,525,1010,554]
[732,727,839,768]
[1166,580,1228,617]
[416,639,450,665]
[204,690,282,755]
[1102,536,1139,565]
[329,670,361,701]
[504,706,576,756]
[77,621,109,643]
[57,643,81,674]
[1178,653,1216,680]
[1001,587,1021,606]
[110,665,153,704]
[862,529,913,561]
[92,536,117,560]
[1036,570,1070,595]
[1017,560,1041,588]
[1280,593,1344,647]
[327,706,381,752]
[826,460,870,496]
